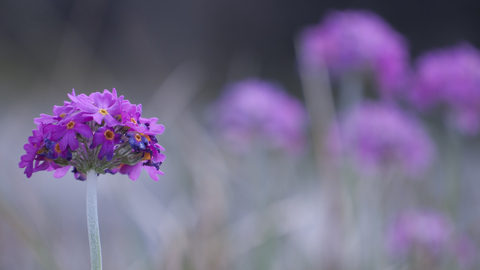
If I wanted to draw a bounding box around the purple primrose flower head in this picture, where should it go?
[211,78,308,154]
[326,101,435,177]
[19,89,165,181]
[299,10,410,96]
[409,43,480,135]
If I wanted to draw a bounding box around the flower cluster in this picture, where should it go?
[299,10,409,96]
[387,210,453,256]
[409,43,480,135]
[211,78,308,154]
[19,89,165,181]
[386,210,477,267]
[326,101,435,177]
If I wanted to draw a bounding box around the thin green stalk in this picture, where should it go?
[86,170,103,270]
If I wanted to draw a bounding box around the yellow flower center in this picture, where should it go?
[55,143,62,154]
[142,152,151,160]
[104,130,115,140]
[99,109,108,116]
[66,121,75,129]
[139,132,151,141]
[36,147,47,155]
[59,113,66,118]
[130,118,137,125]
[134,134,142,142]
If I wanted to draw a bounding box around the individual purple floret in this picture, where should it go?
[326,101,435,177]
[386,210,453,258]
[48,113,93,151]
[409,43,480,135]
[211,78,308,154]
[71,89,124,127]
[19,88,165,181]
[299,10,410,96]
[90,127,122,161]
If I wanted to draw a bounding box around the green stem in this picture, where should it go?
[86,171,103,270]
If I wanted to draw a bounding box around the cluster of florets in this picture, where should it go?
[211,78,308,154]
[326,101,435,178]
[299,10,409,96]
[19,89,165,181]
[386,210,476,267]
[387,210,453,256]
[409,43,480,135]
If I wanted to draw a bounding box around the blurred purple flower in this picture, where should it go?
[409,43,480,135]
[453,235,478,269]
[299,10,410,96]
[327,101,435,177]
[211,78,308,154]
[387,210,452,257]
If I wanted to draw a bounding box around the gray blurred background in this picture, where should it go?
[2,0,480,104]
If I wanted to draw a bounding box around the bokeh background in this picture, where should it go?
[4,0,480,269]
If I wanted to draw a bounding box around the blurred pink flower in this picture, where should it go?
[387,210,453,257]
[453,235,478,269]
[299,10,410,96]
[327,101,435,177]
[211,78,308,154]
[409,43,480,135]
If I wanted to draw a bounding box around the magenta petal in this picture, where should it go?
[145,166,161,181]
[104,114,120,127]
[24,163,33,178]
[120,163,142,181]
[153,152,166,163]
[23,143,36,153]
[68,89,77,102]
[59,134,70,151]
[62,130,78,150]
[111,88,117,99]
[94,92,112,109]
[129,165,142,180]
[92,113,104,125]
[19,160,28,168]
[107,100,122,116]
[21,155,33,162]
[91,131,104,148]
[34,160,50,172]
[50,125,67,141]
[76,96,98,113]
[75,123,93,138]
[156,143,166,151]
[98,141,114,161]
[151,124,165,135]
[53,166,71,178]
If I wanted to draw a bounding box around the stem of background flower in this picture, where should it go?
[339,72,363,111]
[86,170,103,270]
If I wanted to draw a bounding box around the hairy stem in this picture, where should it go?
[86,171,103,270]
